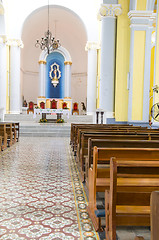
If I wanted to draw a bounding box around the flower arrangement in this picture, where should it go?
[39,118,47,123]
[35,106,40,109]
[56,119,64,123]
[63,107,69,109]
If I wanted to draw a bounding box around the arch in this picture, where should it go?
[39,46,72,62]
[21,3,88,106]
[46,51,65,98]
[21,4,88,41]
[39,47,72,99]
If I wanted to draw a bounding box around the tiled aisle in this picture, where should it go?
[0,137,99,240]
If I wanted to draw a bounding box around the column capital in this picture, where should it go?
[128,11,156,28]
[38,60,47,65]
[38,96,46,98]
[6,39,24,48]
[0,35,7,44]
[64,61,72,65]
[99,4,122,18]
[85,41,100,51]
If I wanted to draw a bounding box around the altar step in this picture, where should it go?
[19,125,71,137]
[4,114,93,137]
[4,114,93,124]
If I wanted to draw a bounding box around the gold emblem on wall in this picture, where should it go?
[49,62,61,88]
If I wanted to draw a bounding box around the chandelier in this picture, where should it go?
[35,0,61,54]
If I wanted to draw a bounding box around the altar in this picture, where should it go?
[37,97,72,113]
[33,108,70,120]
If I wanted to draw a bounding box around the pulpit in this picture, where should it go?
[27,101,34,114]
[72,102,79,115]
[50,99,57,109]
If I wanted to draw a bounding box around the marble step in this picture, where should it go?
[4,113,93,137]
[4,114,93,123]
[19,125,71,137]
[20,132,70,137]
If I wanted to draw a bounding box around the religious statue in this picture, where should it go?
[23,100,27,107]
[53,66,58,80]
[49,62,61,87]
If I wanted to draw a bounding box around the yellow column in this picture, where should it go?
[128,10,154,122]
[154,1,159,104]
[115,0,130,121]
[132,31,145,120]
[149,44,155,119]
[136,0,147,11]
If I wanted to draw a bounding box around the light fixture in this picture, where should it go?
[35,0,61,54]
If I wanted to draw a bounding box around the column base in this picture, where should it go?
[103,111,115,124]
[9,111,21,114]
[105,111,115,118]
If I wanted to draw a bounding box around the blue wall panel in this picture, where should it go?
[46,52,65,98]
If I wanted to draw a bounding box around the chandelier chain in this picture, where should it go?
[48,0,49,31]
[35,0,61,54]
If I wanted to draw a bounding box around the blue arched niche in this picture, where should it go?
[46,52,65,98]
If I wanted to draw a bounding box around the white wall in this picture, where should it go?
[71,73,87,114]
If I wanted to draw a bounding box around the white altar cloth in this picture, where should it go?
[33,108,70,119]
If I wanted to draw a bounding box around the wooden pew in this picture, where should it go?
[75,128,149,158]
[77,130,138,160]
[75,128,134,155]
[76,127,159,159]
[0,136,2,151]
[0,123,8,150]
[105,159,159,240]
[15,122,19,142]
[150,191,159,240]
[74,125,150,156]
[73,125,147,154]
[132,191,159,240]
[71,123,159,152]
[75,129,136,162]
[5,123,14,146]
[70,123,133,146]
[9,122,19,142]
[134,237,145,240]
[0,122,19,149]
[84,137,159,183]
[87,147,159,231]
[77,134,159,182]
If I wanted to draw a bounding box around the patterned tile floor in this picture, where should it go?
[0,137,99,240]
[0,137,151,240]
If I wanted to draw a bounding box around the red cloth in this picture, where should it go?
[51,100,57,109]
[40,102,45,109]
[63,102,67,109]
[29,102,34,110]
[74,103,78,110]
